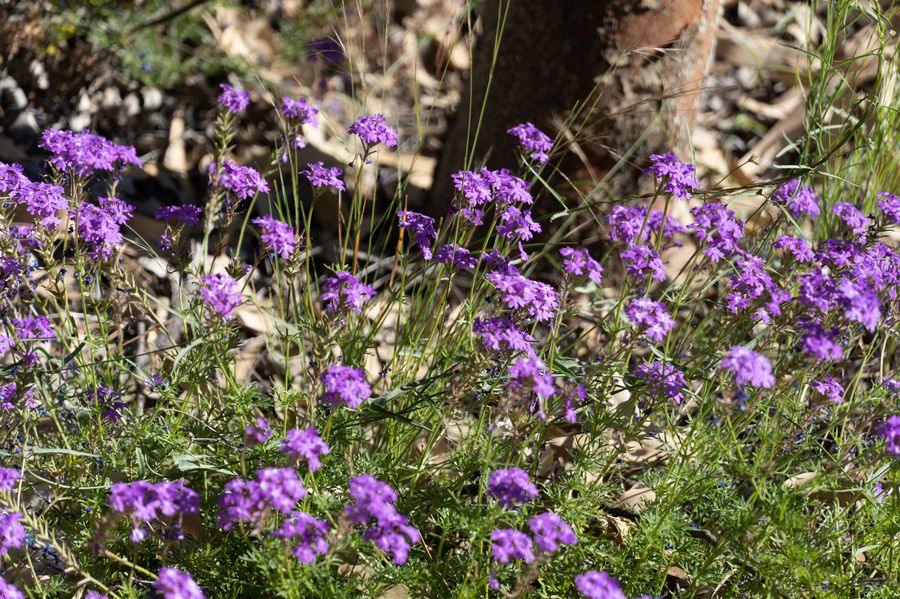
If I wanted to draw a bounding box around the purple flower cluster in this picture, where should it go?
[39,129,142,177]
[721,346,775,389]
[77,196,134,260]
[218,83,249,114]
[245,417,272,444]
[280,427,330,471]
[302,162,346,191]
[624,297,675,342]
[321,365,371,409]
[560,248,603,284]
[271,511,330,564]
[643,152,699,200]
[12,180,67,229]
[876,192,900,223]
[156,204,202,227]
[634,360,688,404]
[607,204,686,248]
[486,264,559,322]
[811,375,843,403]
[774,236,813,262]
[397,210,437,259]
[575,570,626,599]
[799,319,843,361]
[210,160,269,199]
[508,357,556,418]
[528,512,577,552]
[0,468,20,492]
[321,271,376,313]
[109,480,200,542]
[878,415,900,457]
[348,114,399,148]
[155,567,204,599]
[217,467,307,530]
[488,467,538,508]
[199,273,242,320]
[344,475,420,565]
[473,317,535,356]
[434,243,478,269]
[491,529,534,564]
[0,512,24,556]
[620,246,666,282]
[281,97,318,125]
[689,202,745,262]
[252,215,297,259]
[507,122,553,164]
[832,202,871,236]
[725,255,790,324]
[451,167,532,227]
[0,579,23,599]
[771,179,819,217]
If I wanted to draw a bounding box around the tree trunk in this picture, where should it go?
[430,0,720,211]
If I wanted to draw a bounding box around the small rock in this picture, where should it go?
[101,87,121,110]
[69,112,92,132]
[123,93,141,118]
[142,87,164,111]
[28,60,49,90]
[9,109,39,142]
[0,77,27,111]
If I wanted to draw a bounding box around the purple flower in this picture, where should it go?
[560,248,603,284]
[110,480,200,543]
[607,204,686,248]
[13,315,54,340]
[39,129,141,177]
[280,427,330,472]
[86,593,109,599]
[321,365,371,409]
[245,417,272,444]
[721,346,775,389]
[210,160,269,199]
[252,215,296,259]
[507,122,553,164]
[508,357,556,418]
[876,192,900,223]
[620,246,666,282]
[86,386,128,422]
[307,37,344,63]
[771,179,820,217]
[154,567,204,599]
[811,375,843,404]
[0,161,28,194]
[397,211,436,259]
[302,162,346,191]
[348,114,398,148]
[0,468,19,493]
[798,319,843,361]
[0,512,24,556]
[433,244,478,269]
[321,271,376,313]
[156,204,202,227]
[217,467,307,529]
[12,180,67,229]
[879,415,900,457]
[527,512,577,553]
[199,273,242,320]
[76,197,134,260]
[725,255,790,324]
[488,467,538,508]
[486,264,559,322]
[496,205,541,244]
[575,570,626,599]
[624,297,675,342]
[473,317,535,356]
[643,152,699,200]
[832,202,871,236]
[271,511,330,564]
[774,236,813,262]
[344,475,420,565]
[218,83,249,114]
[281,97,318,125]
[689,202,744,262]
[634,360,688,404]
[0,578,24,599]
[490,528,535,564]
[451,168,533,225]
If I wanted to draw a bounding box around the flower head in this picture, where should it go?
[624,297,675,342]
[620,246,666,282]
[321,365,371,409]
[507,122,553,164]
[527,512,577,553]
[878,415,900,457]
[154,567,205,599]
[832,202,871,236]
[397,211,436,259]
[607,204,685,248]
[245,417,272,444]
[488,467,538,508]
[281,97,318,125]
[0,468,20,493]
[39,129,141,177]
[560,248,603,284]
[721,346,775,389]
[689,202,744,262]
[473,317,535,357]
[344,475,420,564]
[0,512,24,556]
[486,265,559,322]
[643,152,699,200]
[271,511,330,564]
[12,181,67,229]
[433,244,478,269]
[302,162,345,191]
[217,467,307,529]
[77,197,134,260]
[321,271,375,313]
[218,84,250,114]
[771,179,819,217]
[575,570,626,599]
[110,480,200,543]
[156,204,202,227]
[210,160,269,199]
[491,528,535,564]
[508,357,556,418]
[876,192,900,223]
[252,215,297,259]
[348,114,398,148]
[811,375,844,404]
[280,427,330,472]
[0,578,24,599]
[199,273,242,320]
[774,236,813,262]
[634,360,688,404]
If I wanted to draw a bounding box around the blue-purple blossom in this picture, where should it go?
[397,211,436,259]
[0,578,24,599]
[321,365,371,409]
[473,317,535,356]
[321,271,376,313]
[77,197,134,260]
[12,181,67,229]
[725,255,790,324]
[245,417,272,444]
[344,475,420,565]
[508,357,556,418]
[488,467,538,508]
[199,273,242,320]
[620,246,666,282]
[210,160,269,199]
[560,248,603,284]
[252,215,296,259]
[721,346,775,389]
[575,570,626,599]
[491,528,535,564]
[0,512,24,556]
[771,179,819,217]
[527,512,577,553]
[39,129,142,177]
[156,204,202,226]
[109,480,200,543]
[433,244,478,269]
[218,84,249,114]
[876,192,900,223]
[607,204,686,248]
[774,236,813,262]
[302,162,346,191]
[280,427,330,472]
[799,319,843,361]
[643,152,699,200]
[634,360,688,404]
[281,97,318,125]
[879,415,900,457]
[348,114,398,148]
[811,375,843,404]
[13,315,54,340]
[486,264,559,322]
[507,122,553,164]
[689,202,744,262]
[0,162,28,194]
[154,567,204,599]
[217,467,307,529]
[832,202,871,236]
[0,468,19,492]
[624,297,675,342]
[271,511,330,564]
[451,168,532,226]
